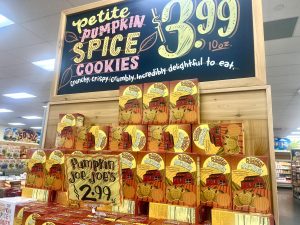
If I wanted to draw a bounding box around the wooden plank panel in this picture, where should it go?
[201,90,267,121]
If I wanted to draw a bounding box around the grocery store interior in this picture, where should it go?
[0,0,300,225]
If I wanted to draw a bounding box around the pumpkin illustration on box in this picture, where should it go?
[192,123,244,155]
[120,152,137,200]
[44,150,64,191]
[166,153,200,207]
[119,84,143,125]
[148,125,191,152]
[137,152,165,203]
[232,156,271,214]
[143,82,169,125]
[109,125,147,151]
[170,79,199,124]
[26,150,46,189]
[200,156,232,209]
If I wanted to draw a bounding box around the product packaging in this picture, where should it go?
[44,150,65,191]
[109,125,147,151]
[232,156,271,214]
[148,125,191,152]
[151,219,192,225]
[200,155,232,209]
[143,82,169,125]
[25,150,46,189]
[169,79,199,124]
[120,152,138,200]
[165,153,200,207]
[192,123,244,155]
[137,152,165,203]
[115,215,156,224]
[119,84,143,125]
[89,125,109,151]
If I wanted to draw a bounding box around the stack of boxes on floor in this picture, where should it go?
[9,79,273,225]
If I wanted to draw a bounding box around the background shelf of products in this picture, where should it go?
[275,150,292,188]
[291,149,300,200]
[0,141,38,198]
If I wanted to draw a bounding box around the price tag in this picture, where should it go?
[65,154,123,205]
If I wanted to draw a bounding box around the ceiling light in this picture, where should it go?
[8,123,25,126]
[0,14,14,28]
[22,116,42,120]
[43,105,47,108]
[30,127,42,130]
[0,108,13,113]
[291,132,300,135]
[32,59,55,71]
[3,92,36,99]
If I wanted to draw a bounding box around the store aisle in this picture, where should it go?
[278,188,300,225]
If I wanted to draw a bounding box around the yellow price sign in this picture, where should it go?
[65,154,123,205]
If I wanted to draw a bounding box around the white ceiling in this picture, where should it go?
[0,0,299,135]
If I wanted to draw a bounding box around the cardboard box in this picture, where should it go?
[231,156,271,214]
[151,219,192,225]
[44,150,65,191]
[116,215,156,224]
[148,125,191,152]
[137,152,165,203]
[200,155,232,209]
[59,113,85,127]
[89,126,109,151]
[25,150,46,189]
[169,79,199,124]
[55,125,77,150]
[165,153,200,207]
[119,84,143,125]
[120,152,138,200]
[143,82,169,125]
[109,126,147,151]
[192,123,244,155]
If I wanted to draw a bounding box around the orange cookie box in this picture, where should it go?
[169,79,199,124]
[136,152,166,203]
[200,155,232,210]
[165,153,200,207]
[120,151,138,200]
[109,125,147,151]
[231,156,272,214]
[148,125,191,153]
[143,82,169,125]
[119,84,143,125]
[192,123,244,155]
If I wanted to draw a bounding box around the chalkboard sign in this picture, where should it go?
[57,0,255,95]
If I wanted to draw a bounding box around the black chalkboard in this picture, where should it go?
[57,0,254,95]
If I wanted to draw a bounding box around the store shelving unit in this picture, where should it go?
[291,149,300,200]
[275,150,292,188]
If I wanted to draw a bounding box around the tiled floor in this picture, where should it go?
[278,188,300,225]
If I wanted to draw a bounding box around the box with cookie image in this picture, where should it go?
[169,79,199,124]
[88,125,109,151]
[120,152,138,200]
[192,123,244,155]
[165,153,200,207]
[143,82,169,125]
[232,156,271,214]
[137,152,165,203]
[119,84,143,125]
[148,125,191,152]
[109,125,147,151]
[25,149,47,189]
[43,150,65,191]
[55,123,77,150]
[200,155,232,210]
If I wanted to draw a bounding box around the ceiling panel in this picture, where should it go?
[267,64,300,77]
[0,0,72,23]
[22,14,61,43]
[263,0,300,22]
[265,37,300,55]
[7,42,56,62]
[266,52,300,67]
[67,0,101,6]
[0,52,26,68]
[0,25,43,51]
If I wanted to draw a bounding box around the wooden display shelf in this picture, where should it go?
[0,140,39,147]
